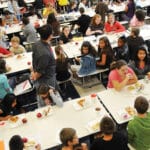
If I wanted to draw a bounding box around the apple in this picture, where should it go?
[22,118,27,124]
[36,112,42,118]
[27,62,31,65]
[22,137,28,143]
[75,42,78,45]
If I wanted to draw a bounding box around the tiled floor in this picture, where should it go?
[73,83,106,97]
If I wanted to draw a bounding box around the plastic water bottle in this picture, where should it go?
[144,75,149,84]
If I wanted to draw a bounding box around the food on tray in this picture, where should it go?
[125,107,136,116]
[77,98,85,107]
[9,116,19,123]
[95,107,101,111]
[135,82,141,88]
[43,107,51,116]
[127,85,135,91]
[91,122,99,131]
[16,54,22,59]
[24,140,36,147]
[22,118,27,124]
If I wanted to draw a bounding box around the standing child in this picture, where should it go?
[0,59,12,100]
[10,36,26,55]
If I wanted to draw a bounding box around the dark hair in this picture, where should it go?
[0,59,7,73]
[99,36,112,50]
[9,135,24,150]
[118,35,127,43]
[79,7,85,14]
[100,116,115,135]
[39,24,52,40]
[22,17,29,25]
[2,93,17,113]
[135,9,145,21]
[38,84,49,95]
[47,13,57,24]
[134,96,149,114]
[131,27,140,37]
[110,60,127,70]
[81,41,97,57]
[134,46,148,67]
[0,17,3,26]
[98,36,113,56]
[4,10,11,15]
[60,128,76,146]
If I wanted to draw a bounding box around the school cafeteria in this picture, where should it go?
[0,0,150,150]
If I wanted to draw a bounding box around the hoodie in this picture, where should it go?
[128,112,150,150]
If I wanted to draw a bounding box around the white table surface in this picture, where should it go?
[5,48,56,76]
[5,18,45,35]
[5,24,22,35]
[24,0,35,4]
[136,0,150,8]
[97,80,150,125]
[108,3,126,13]
[139,25,150,41]
[0,1,8,9]
[62,31,129,58]
[0,96,109,150]
[5,52,32,76]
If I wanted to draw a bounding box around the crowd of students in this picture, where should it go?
[0,0,150,149]
[7,96,150,150]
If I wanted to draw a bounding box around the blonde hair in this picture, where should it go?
[55,45,66,62]
[11,36,20,43]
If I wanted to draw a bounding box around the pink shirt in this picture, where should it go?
[130,15,144,27]
[107,67,134,88]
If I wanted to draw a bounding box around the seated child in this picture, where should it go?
[128,96,150,150]
[0,46,13,58]
[10,36,26,55]
[113,36,129,63]
[0,93,17,121]
[71,41,97,76]
[59,26,73,44]
[0,59,13,100]
[9,135,41,150]
[37,84,63,108]
[55,45,71,81]
[107,60,137,91]
[91,116,129,150]
[59,127,88,150]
